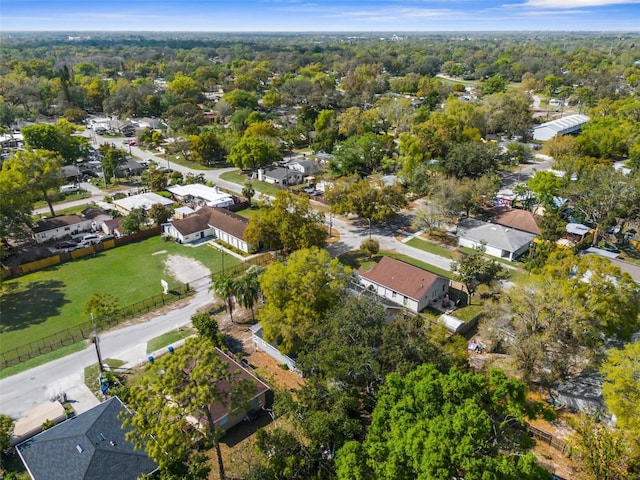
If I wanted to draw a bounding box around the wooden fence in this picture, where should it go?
[526,423,571,456]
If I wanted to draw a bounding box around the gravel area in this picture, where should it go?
[164,254,211,288]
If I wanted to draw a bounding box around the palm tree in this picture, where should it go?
[234,266,263,320]
[211,273,236,324]
[242,181,255,206]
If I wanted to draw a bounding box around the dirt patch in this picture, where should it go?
[164,254,211,286]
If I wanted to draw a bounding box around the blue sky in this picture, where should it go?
[2,0,639,32]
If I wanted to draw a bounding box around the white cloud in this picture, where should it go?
[524,0,640,8]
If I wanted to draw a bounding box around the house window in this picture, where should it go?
[392,291,396,298]
[403,296,408,305]
[219,415,228,427]
[64,227,70,231]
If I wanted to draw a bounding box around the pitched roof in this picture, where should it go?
[492,208,541,235]
[359,256,443,301]
[458,219,536,252]
[16,397,157,480]
[169,206,248,239]
[535,114,590,134]
[33,215,87,233]
[207,348,271,424]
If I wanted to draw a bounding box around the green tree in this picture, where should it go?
[570,412,632,480]
[0,149,63,217]
[258,247,349,355]
[120,207,148,234]
[233,266,263,320]
[440,141,503,178]
[245,191,327,253]
[324,176,407,224]
[190,312,224,345]
[83,292,121,321]
[336,365,549,480]
[241,182,255,205]
[527,170,563,210]
[227,136,281,171]
[0,414,14,454]
[124,337,255,480]
[211,273,237,324]
[360,238,379,259]
[481,74,509,95]
[22,123,86,164]
[451,243,507,297]
[189,130,225,166]
[98,144,128,183]
[601,342,640,437]
[148,203,172,226]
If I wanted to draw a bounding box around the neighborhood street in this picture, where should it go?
[4,135,556,420]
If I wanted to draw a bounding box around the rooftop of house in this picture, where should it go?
[491,208,541,235]
[16,397,157,480]
[359,256,444,301]
[113,192,174,211]
[170,206,248,239]
[33,215,88,233]
[458,218,536,252]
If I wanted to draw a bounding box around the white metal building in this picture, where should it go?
[533,114,590,141]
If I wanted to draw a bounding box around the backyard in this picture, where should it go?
[0,236,240,354]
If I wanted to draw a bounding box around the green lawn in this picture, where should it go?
[406,237,458,260]
[339,249,453,280]
[0,236,240,353]
[146,326,195,353]
[219,170,283,196]
[0,342,86,380]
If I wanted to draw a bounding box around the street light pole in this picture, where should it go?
[328,213,333,238]
[368,218,372,239]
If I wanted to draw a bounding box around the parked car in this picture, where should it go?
[82,234,100,245]
[54,241,79,252]
[128,141,137,146]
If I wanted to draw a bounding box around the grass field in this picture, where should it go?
[219,170,283,196]
[406,237,459,260]
[0,236,240,354]
[147,326,195,353]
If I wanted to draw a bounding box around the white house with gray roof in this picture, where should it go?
[457,218,535,261]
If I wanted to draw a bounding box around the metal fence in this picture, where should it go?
[0,284,191,369]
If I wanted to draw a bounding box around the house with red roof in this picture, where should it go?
[162,206,253,252]
[357,256,450,313]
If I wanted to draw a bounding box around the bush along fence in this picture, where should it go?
[0,284,191,370]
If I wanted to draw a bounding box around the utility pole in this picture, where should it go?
[91,313,104,373]
[367,217,372,239]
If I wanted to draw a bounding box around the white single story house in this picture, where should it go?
[113,192,174,215]
[257,167,303,186]
[81,207,113,231]
[358,256,450,313]
[102,217,124,237]
[166,184,234,208]
[162,206,252,252]
[286,159,319,175]
[457,218,536,261]
[32,215,94,244]
[533,114,590,141]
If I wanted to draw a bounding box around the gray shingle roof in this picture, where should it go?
[458,219,535,252]
[16,397,157,480]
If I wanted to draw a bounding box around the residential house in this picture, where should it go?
[102,217,124,237]
[286,159,319,176]
[257,166,303,186]
[113,192,174,215]
[61,165,82,182]
[116,158,145,177]
[81,207,113,231]
[457,218,536,261]
[555,374,605,413]
[16,397,157,480]
[358,256,450,313]
[162,206,253,252]
[196,348,271,431]
[491,208,541,235]
[33,215,93,244]
[166,184,234,208]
